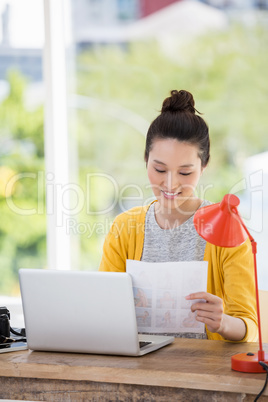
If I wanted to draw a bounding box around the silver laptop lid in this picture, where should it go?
[19,269,140,355]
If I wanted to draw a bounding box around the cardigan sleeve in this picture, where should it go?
[98,205,147,272]
[99,215,128,272]
[206,239,258,342]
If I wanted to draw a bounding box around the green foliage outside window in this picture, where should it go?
[0,23,268,294]
[0,70,46,294]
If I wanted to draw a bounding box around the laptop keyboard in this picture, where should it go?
[139,341,152,349]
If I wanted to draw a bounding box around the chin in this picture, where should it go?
[161,198,183,210]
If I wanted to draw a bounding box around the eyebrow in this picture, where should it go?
[153,159,194,168]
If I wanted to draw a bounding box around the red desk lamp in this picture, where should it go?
[193,194,268,373]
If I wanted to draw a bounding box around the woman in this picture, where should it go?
[99,89,257,342]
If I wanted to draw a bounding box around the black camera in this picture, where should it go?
[0,306,11,338]
[0,306,26,342]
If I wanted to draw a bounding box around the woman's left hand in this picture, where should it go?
[185,292,224,333]
[185,291,247,341]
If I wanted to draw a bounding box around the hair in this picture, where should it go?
[144,90,210,167]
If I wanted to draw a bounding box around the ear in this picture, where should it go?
[200,166,207,175]
[144,156,148,168]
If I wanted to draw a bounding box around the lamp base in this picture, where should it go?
[231,353,268,373]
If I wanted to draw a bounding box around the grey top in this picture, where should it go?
[141,200,211,263]
[140,200,211,340]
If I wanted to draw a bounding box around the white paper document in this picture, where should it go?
[126,260,208,335]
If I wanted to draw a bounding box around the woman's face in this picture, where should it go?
[147,138,204,214]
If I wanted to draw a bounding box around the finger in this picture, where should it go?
[191,302,215,313]
[195,315,219,330]
[185,292,208,301]
[191,298,223,310]
[195,314,222,333]
[185,292,218,303]
[195,309,221,321]
[186,292,222,306]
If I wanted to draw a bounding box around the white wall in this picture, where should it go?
[240,152,268,290]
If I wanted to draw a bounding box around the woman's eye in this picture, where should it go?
[155,168,166,173]
[180,172,192,176]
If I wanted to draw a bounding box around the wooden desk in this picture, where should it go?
[0,338,267,401]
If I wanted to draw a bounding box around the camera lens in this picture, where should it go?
[0,314,10,338]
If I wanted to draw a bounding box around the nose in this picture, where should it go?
[164,171,180,191]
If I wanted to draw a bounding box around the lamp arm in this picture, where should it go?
[233,208,264,360]
[232,207,255,244]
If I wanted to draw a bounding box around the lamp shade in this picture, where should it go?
[193,194,248,248]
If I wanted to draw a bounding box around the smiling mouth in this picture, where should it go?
[162,190,182,199]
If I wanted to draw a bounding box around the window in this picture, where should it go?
[1,0,268,313]
[64,0,268,286]
[0,0,45,301]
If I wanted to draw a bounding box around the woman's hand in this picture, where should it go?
[185,292,224,333]
[185,292,246,341]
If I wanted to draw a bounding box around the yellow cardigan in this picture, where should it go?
[99,203,258,342]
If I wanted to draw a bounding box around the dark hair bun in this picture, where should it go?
[161,90,197,114]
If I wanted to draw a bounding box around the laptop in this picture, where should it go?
[19,269,174,356]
